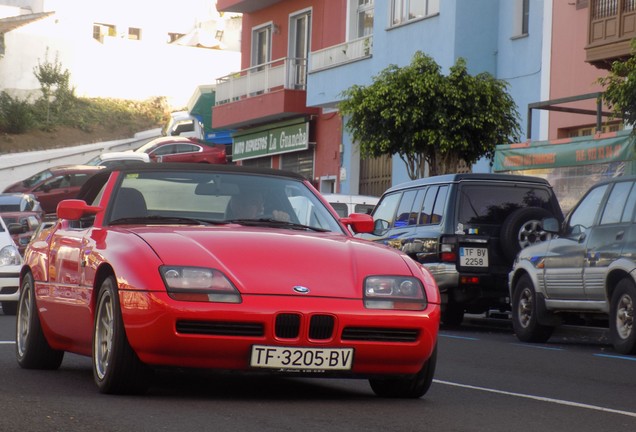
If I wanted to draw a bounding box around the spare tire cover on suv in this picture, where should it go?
[500,206,553,262]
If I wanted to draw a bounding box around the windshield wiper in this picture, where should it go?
[110,215,229,226]
[227,218,330,232]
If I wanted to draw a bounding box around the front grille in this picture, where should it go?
[176,320,264,336]
[275,313,301,338]
[341,327,419,342]
[309,315,334,340]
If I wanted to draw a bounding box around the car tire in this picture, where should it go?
[500,207,553,262]
[2,301,17,315]
[441,301,464,327]
[16,272,64,370]
[609,278,636,355]
[511,274,554,343]
[369,344,437,398]
[93,275,151,394]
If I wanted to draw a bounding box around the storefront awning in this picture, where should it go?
[493,129,636,172]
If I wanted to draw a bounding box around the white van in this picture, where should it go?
[322,194,379,217]
[162,111,205,140]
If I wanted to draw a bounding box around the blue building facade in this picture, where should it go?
[307,0,550,194]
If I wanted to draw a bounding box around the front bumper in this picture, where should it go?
[120,291,441,377]
[0,265,21,302]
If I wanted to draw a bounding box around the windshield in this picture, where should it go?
[24,169,53,187]
[107,170,345,233]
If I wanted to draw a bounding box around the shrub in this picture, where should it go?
[0,92,35,134]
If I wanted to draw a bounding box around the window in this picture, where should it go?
[600,181,632,225]
[458,185,552,225]
[431,185,448,224]
[568,185,609,233]
[391,0,439,26]
[93,23,116,43]
[513,0,530,37]
[356,0,374,37]
[252,25,272,67]
[290,10,311,88]
[128,27,141,41]
[373,192,402,226]
[168,33,185,43]
[394,189,417,227]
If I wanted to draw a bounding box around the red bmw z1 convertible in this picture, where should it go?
[16,163,440,397]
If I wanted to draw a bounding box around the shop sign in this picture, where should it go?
[232,121,309,161]
[493,131,636,171]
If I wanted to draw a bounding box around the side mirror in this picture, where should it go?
[373,219,390,236]
[340,213,374,234]
[57,200,102,221]
[542,217,560,234]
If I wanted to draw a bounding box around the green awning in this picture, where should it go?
[493,130,636,172]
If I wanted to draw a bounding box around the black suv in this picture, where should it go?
[510,175,636,354]
[358,173,564,325]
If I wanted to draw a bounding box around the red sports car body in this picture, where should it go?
[17,163,440,397]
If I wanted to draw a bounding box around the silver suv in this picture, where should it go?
[509,175,636,354]
[359,173,564,326]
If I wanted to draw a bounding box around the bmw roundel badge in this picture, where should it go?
[293,286,310,294]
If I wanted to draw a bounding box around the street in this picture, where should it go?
[0,312,634,431]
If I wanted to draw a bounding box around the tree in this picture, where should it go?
[32,49,76,129]
[597,40,636,128]
[339,51,521,178]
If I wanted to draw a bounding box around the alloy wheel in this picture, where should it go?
[94,290,114,380]
[615,293,634,340]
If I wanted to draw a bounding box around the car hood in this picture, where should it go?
[128,226,413,298]
[516,238,553,262]
[3,182,28,193]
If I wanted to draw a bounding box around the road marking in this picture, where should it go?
[509,342,565,351]
[0,341,15,344]
[594,353,636,361]
[434,379,636,418]
[439,334,479,341]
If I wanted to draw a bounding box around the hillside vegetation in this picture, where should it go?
[0,55,168,154]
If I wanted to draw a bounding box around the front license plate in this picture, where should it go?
[459,247,488,267]
[250,345,354,371]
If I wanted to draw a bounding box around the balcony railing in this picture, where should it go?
[215,57,307,105]
[308,35,373,73]
[587,0,636,65]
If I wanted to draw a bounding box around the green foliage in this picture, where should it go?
[0,92,35,134]
[339,51,521,177]
[0,52,167,141]
[32,49,76,129]
[597,40,636,128]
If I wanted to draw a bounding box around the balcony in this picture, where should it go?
[212,57,318,130]
[216,0,282,13]
[308,35,373,73]
[586,0,636,68]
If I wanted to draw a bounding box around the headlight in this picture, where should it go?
[364,276,426,310]
[0,244,21,266]
[160,266,241,303]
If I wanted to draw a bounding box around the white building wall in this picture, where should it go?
[0,0,242,108]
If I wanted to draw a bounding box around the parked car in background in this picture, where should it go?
[135,136,227,164]
[17,163,440,397]
[3,165,104,216]
[85,151,150,168]
[0,216,22,315]
[510,175,636,354]
[322,194,379,217]
[0,193,43,255]
[358,173,564,326]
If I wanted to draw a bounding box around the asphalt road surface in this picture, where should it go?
[0,311,634,431]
